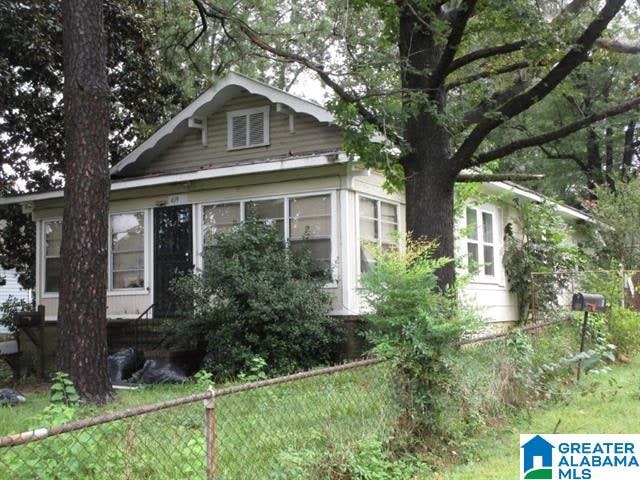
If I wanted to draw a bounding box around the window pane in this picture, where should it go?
[381,222,398,246]
[482,212,493,243]
[359,197,377,219]
[380,202,397,224]
[291,238,331,276]
[467,242,479,274]
[45,257,60,293]
[113,270,144,289]
[466,208,478,240]
[360,242,376,273]
[203,203,240,246]
[289,195,331,239]
[484,246,495,276]
[45,221,62,257]
[246,199,285,237]
[111,213,145,289]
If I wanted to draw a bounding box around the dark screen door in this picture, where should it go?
[154,205,193,317]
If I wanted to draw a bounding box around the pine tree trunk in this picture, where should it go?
[58,0,113,403]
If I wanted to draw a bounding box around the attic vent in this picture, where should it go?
[227,106,270,150]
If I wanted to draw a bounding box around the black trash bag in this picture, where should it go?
[0,388,26,406]
[108,348,142,383]
[130,359,188,384]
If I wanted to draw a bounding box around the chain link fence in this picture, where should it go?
[530,269,640,322]
[0,358,395,479]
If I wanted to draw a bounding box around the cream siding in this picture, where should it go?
[130,93,344,177]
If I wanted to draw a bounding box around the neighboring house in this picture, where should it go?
[0,73,591,328]
[0,268,32,334]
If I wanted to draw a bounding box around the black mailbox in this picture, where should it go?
[14,311,43,327]
[571,293,607,312]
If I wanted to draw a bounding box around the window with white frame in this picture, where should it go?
[201,195,333,274]
[289,195,332,272]
[44,220,62,293]
[110,212,145,290]
[358,196,399,273]
[226,106,270,150]
[465,207,496,277]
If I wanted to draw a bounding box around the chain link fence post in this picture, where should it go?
[204,386,217,480]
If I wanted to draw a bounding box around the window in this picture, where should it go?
[465,207,496,277]
[44,220,62,293]
[110,212,145,290]
[200,194,334,276]
[226,106,270,149]
[358,197,399,273]
[246,198,285,237]
[289,195,332,271]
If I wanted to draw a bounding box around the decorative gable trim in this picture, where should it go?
[110,72,333,177]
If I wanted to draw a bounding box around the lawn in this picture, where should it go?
[0,362,396,479]
[424,357,640,479]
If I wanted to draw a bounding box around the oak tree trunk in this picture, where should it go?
[58,0,113,403]
[399,7,459,290]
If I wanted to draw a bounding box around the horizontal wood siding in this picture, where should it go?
[134,93,344,176]
[41,294,151,321]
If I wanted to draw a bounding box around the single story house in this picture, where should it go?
[0,73,591,335]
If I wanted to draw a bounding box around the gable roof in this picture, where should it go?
[110,72,335,177]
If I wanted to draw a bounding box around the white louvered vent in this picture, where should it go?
[227,106,269,150]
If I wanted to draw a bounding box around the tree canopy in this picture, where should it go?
[189,0,640,286]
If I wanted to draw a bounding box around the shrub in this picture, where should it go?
[503,199,584,322]
[360,239,479,442]
[167,216,342,379]
[0,295,34,334]
[607,306,640,356]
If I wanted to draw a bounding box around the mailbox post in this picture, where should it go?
[13,305,46,378]
[571,293,607,381]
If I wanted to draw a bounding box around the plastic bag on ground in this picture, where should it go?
[108,348,142,383]
[130,359,188,384]
[0,388,26,406]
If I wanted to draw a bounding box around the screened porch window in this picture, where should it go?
[289,194,332,272]
[44,220,62,293]
[465,207,495,277]
[202,203,241,256]
[245,198,285,237]
[359,197,398,273]
[111,212,145,290]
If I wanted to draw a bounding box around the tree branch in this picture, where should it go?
[473,96,640,165]
[596,38,640,54]
[447,40,527,73]
[428,0,478,89]
[446,61,528,90]
[461,79,528,127]
[191,0,405,148]
[451,0,626,171]
[455,173,545,182]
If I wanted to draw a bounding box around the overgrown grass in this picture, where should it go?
[424,356,640,479]
[0,363,396,479]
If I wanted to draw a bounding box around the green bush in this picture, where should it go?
[167,216,342,379]
[0,295,34,334]
[607,306,640,356]
[360,239,479,442]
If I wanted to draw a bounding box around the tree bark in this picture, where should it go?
[58,0,113,403]
[399,4,458,289]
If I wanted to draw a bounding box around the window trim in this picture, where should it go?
[41,218,63,298]
[464,205,500,283]
[226,105,270,150]
[197,191,338,287]
[355,194,400,276]
[108,209,149,295]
